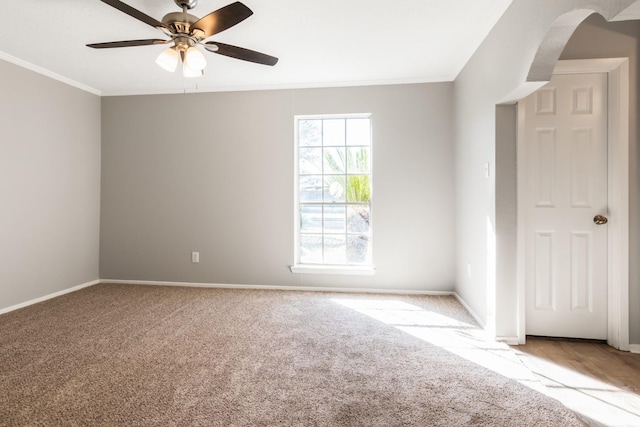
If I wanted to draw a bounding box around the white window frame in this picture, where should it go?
[291,113,375,276]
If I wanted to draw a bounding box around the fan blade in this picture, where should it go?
[192,2,253,38]
[204,42,278,66]
[87,39,170,49]
[100,0,168,30]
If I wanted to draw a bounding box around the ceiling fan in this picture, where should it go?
[87,0,278,77]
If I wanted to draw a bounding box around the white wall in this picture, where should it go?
[100,83,455,291]
[454,0,638,340]
[0,59,101,311]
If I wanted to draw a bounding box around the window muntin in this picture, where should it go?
[295,115,372,267]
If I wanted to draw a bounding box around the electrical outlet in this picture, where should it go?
[191,252,200,263]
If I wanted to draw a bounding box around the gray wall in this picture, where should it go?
[100,83,455,291]
[0,59,101,311]
[454,0,639,343]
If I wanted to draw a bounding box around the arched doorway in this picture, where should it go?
[509,11,631,349]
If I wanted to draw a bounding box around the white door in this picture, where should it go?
[522,72,608,339]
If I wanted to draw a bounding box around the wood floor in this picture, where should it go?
[512,337,640,426]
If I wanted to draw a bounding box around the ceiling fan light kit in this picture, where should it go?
[184,46,207,71]
[87,0,278,78]
[156,47,179,72]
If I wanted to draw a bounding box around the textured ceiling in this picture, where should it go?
[0,0,513,96]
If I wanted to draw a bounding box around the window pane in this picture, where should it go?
[346,119,371,146]
[346,175,371,203]
[299,175,322,202]
[323,119,345,146]
[347,235,370,264]
[324,235,347,264]
[323,205,346,233]
[300,235,323,264]
[300,205,322,233]
[299,120,322,146]
[323,175,345,202]
[347,205,370,233]
[347,147,370,174]
[299,147,322,175]
[323,147,345,173]
[296,115,372,268]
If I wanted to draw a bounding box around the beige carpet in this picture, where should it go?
[0,284,584,426]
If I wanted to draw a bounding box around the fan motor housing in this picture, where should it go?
[162,11,200,36]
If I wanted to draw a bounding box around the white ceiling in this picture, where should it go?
[0,0,513,96]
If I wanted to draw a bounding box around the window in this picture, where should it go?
[293,115,373,273]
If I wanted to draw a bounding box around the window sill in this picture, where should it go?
[289,265,376,276]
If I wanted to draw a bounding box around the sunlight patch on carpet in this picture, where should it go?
[332,297,640,427]
[331,298,538,384]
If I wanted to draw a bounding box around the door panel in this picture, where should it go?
[523,72,608,340]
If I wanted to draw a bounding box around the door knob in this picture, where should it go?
[594,214,608,225]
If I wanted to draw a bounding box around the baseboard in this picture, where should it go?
[629,344,640,354]
[452,292,486,328]
[100,279,455,296]
[0,279,100,315]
